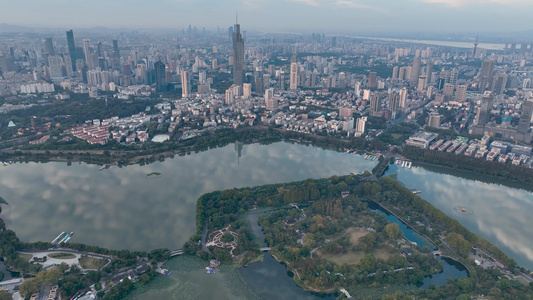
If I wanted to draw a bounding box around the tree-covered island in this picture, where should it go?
[183,174,533,299]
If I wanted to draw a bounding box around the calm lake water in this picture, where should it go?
[386,163,533,270]
[0,142,376,251]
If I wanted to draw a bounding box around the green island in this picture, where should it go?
[178,174,533,299]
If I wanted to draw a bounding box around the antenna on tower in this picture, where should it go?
[236,11,238,24]
[473,34,479,58]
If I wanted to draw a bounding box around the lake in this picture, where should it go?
[385,163,533,270]
[0,142,376,251]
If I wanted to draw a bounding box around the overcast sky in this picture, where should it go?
[1,0,531,33]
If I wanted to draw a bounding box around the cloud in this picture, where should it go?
[334,0,381,10]
[292,0,320,6]
[420,0,527,7]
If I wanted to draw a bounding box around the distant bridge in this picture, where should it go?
[260,247,271,252]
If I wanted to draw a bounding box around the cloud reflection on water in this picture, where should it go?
[0,142,375,251]
[397,167,533,270]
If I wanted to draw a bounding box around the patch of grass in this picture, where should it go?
[317,250,365,266]
[48,253,76,259]
[372,247,393,261]
[79,256,107,270]
[349,231,369,245]
[18,253,32,261]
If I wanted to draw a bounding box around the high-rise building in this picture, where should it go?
[492,73,508,95]
[363,89,371,101]
[476,91,493,126]
[425,61,433,84]
[356,117,367,135]
[232,22,245,87]
[455,85,467,102]
[339,107,353,119]
[518,99,533,133]
[48,56,64,80]
[443,83,455,97]
[154,61,167,92]
[290,62,298,90]
[389,92,400,112]
[112,39,120,71]
[66,30,77,72]
[399,88,408,108]
[243,83,252,98]
[225,88,234,105]
[354,82,361,97]
[181,69,190,97]
[417,76,427,92]
[392,66,399,79]
[428,112,442,128]
[264,87,274,102]
[479,59,495,93]
[44,38,54,56]
[368,72,377,89]
[369,94,381,117]
[398,67,406,80]
[410,57,421,82]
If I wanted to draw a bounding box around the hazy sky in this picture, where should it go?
[1,0,532,33]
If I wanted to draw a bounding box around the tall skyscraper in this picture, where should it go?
[232,21,245,87]
[491,73,508,95]
[44,38,54,56]
[243,83,252,98]
[417,76,427,92]
[356,117,367,135]
[181,69,190,97]
[425,61,433,84]
[518,99,533,133]
[399,88,408,108]
[354,82,361,97]
[368,72,377,89]
[389,92,400,112]
[290,62,298,90]
[410,57,421,82]
[48,56,64,80]
[392,66,399,79]
[476,91,493,126]
[66,30,77,72]
[479,59,495,93]
[369,94,381,117]
[154,60,167,92]
[455,85,467,102]
[112,39,120,71]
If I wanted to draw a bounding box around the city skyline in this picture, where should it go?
[1,0,532,33]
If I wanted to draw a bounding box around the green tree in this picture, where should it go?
[19,279,40,299]
[384,223,400,240]
[0,290,12,300]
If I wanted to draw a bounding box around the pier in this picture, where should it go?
[169,250,183,257]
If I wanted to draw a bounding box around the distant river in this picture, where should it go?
[353,36,506,50]
[0,142,376,251]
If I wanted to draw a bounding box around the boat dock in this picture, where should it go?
[51,231,74,245]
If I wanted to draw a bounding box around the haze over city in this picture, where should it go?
[1,0,533,299]
[1,0,533,33]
